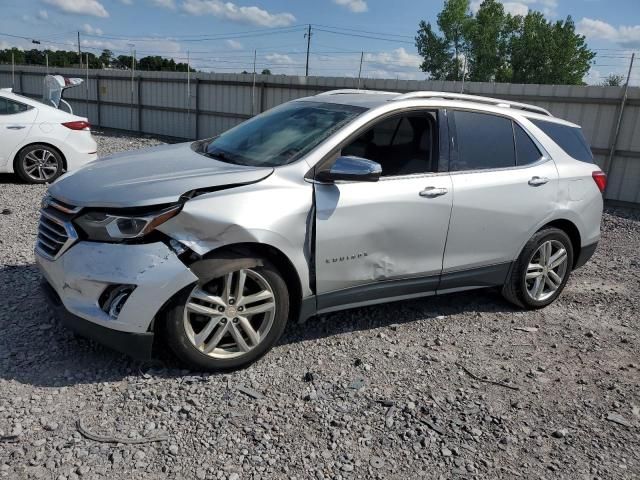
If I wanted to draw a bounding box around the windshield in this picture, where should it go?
[202,101,366,167]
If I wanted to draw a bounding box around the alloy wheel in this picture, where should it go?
[22,149,59,182]
[183,268,276,359]
[525,239,569,302]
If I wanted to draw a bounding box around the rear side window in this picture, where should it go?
[451,111,515,171]
[514,123,542,166]
[530,119,593,163]
[0,97,30,115]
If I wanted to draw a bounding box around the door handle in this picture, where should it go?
[419,186,448,198]
[6,125,26,130]
[528,176,549,186]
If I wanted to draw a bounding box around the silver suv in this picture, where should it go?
[36,90,605,370]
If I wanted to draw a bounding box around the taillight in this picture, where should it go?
[592,171,607,193]
[62,120,90,131]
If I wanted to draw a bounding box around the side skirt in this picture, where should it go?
[298,262,512,322]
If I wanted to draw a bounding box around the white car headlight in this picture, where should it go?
[74,205,181,242]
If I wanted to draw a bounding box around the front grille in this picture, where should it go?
[35,197,80,260]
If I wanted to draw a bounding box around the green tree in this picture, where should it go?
[466,0,511,81]
[261,68,272,75]
[416,3,595,85]
[600,74,624,86]
[415,0,471,80]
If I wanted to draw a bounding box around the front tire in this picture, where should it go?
[164,255,289,371]
[15,144,64,184]
[502,227,574,309]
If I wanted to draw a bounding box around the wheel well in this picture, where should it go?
[540,219,581,268]
[204,242,303,324]
[14,143,67,172]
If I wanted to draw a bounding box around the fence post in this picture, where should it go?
[96,74,101,128]
[194,77,200,140]
[604,52,635,181]
[137,75,142,134]
[259,82,266,113]
[18,70,22,94]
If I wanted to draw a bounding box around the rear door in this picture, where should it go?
[0,96,38,166]
[314,110,453,310]
[440,110,558,290]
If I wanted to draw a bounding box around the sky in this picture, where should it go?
[0,0,639,84]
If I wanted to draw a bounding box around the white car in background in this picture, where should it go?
[0,78,97,184]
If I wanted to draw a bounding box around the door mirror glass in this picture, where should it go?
[317,156,382,183]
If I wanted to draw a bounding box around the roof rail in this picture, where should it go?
[317,89,398,96]
[392,91,552,117]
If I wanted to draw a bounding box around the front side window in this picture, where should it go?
[530,119,593,163]
[451,110,515,171]
[340,112,437,177]
[0,97,30,115]
[202,101,365,167]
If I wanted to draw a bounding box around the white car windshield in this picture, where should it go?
[203,101,365,167]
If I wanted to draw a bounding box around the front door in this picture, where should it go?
[313,110,453,310]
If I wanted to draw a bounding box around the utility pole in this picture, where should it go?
[45,53,49,75]
[605,52,635,179]
[251,49,257,115]
[357,51,364,89]
[78,31,82,68]
[11,51,14,91]
[304,24,312,77]
[187,50,191,138]
[85,54,89,118]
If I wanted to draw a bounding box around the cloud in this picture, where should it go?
[365,47,421,69]
[181,0,296,27]
[225,39,243,50]
[82,23,103,35]
[333,0,368,13]
[470,0,557,17]
[38,9,49,19]
[577,18,640,48]
[150,0,176,9]
[266,53,294,65]
[43,0,109,17]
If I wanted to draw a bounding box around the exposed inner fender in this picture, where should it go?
[189,256,263,286]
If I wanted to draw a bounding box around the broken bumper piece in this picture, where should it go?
[35,241,198,355]
[41,281,154,359]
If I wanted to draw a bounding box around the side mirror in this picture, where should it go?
[316,156,382,183]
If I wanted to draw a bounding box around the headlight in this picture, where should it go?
[74,205,181,242]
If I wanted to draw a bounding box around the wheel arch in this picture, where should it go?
[201,242,304,326]
[14,142,68,172]
[537,218,581,268]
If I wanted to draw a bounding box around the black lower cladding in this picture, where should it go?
[40,280,154,360]
[574,241,598,269]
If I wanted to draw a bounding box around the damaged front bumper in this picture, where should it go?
[36,241,198,358]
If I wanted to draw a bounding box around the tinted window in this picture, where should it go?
[452,111,515,171]
[514,123,542,165]
[341,112,437,176]
[531,119,593,163]
[204,101,365,167]
[0,97,30,115]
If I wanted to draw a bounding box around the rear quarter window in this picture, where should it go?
[530,119,593,163]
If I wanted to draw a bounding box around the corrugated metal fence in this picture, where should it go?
[1,65,639,204]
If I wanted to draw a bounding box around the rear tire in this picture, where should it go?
[15,144,64,184]
[164,255,289,371]
[502,227,574,309]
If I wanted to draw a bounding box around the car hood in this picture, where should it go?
[48,142,274,208]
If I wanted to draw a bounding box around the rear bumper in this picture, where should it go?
[63,131,98,171]
[41,280,154,360]
[575,241,598,269]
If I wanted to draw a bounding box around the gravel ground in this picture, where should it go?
[0,130,638,480]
